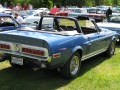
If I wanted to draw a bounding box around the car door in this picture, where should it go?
[97,30,110,50]
[94,21,110,51]
[85,32,100,56]
[80,20,106,57]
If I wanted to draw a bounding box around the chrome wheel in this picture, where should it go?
[60,51,81,79]
[70,55,79,75]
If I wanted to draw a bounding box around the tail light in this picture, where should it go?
[0,43,10,50]
[22,47,45,56]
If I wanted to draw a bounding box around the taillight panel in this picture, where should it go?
[0,41,48,57]
[0,42,11,50]
[22,47,45,56]
[22,45,48,57]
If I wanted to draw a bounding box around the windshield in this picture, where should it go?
[41,17,77,32]
[28,10,37,15]
[12,11,28,16]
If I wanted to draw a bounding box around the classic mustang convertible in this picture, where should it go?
[0,16,118,79]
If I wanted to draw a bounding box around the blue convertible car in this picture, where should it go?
[0,16,118,79]
[0,13,36,31]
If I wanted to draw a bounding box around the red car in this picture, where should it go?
[49,8,70,16]
[88,13,106,22]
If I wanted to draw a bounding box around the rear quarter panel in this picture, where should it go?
[46,34,88,68]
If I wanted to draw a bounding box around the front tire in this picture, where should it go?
[60,52,81,79]
[105,40,116,57]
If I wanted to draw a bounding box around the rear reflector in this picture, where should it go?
[53,53,60,58]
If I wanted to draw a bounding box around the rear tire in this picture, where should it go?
[60,52,81,79]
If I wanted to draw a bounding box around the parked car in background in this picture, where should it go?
[27,10,38,15]
[68,8,87,18]
[0,8,12,13]
[24,11,41,24]
[37,8,50,14]
[112,9,120,15]
[49,7,70,16]
[0,12,22,31]
[49,8,60,15]
[0,16,118,79]
[25,9,51,24]
[3,10,29,19]
[11,10,29,19]
[0,13,36,31]
[87,8,106,22]
[97,15,120,41]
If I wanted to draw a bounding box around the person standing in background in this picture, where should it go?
[28,4,33,10]
[14,12,24,23]
[18,4,23,10]
[10,2,14,9]
[3,2,7,8]
[23,3,28,10]
[40,12,44,16]
[15,3,19,10]
[106,7,112,21]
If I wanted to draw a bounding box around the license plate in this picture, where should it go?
[11,56,23,65]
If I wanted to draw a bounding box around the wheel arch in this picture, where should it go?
[109,36,117,46]
[60,46,83,68]
[33,21,38,24]
[111,36,117,41]
[72,46,83,58]
[60,47,83,79]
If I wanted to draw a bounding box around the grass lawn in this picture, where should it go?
[0,44,120,90]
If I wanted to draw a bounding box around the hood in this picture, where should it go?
[97,22,120,35]
[97,22,120,29]
[69,12,87,15]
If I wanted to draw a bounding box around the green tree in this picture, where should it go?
[104,0,112,5]
[11,0,53,9]
[2,0,120,9]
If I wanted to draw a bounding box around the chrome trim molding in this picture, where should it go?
[82,48,107,61]
[0,49,51,62]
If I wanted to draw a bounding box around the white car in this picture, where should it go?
[24,11,41,24]
[24,9,50,24]
[68,8,87,18]
[0,8,12,13]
